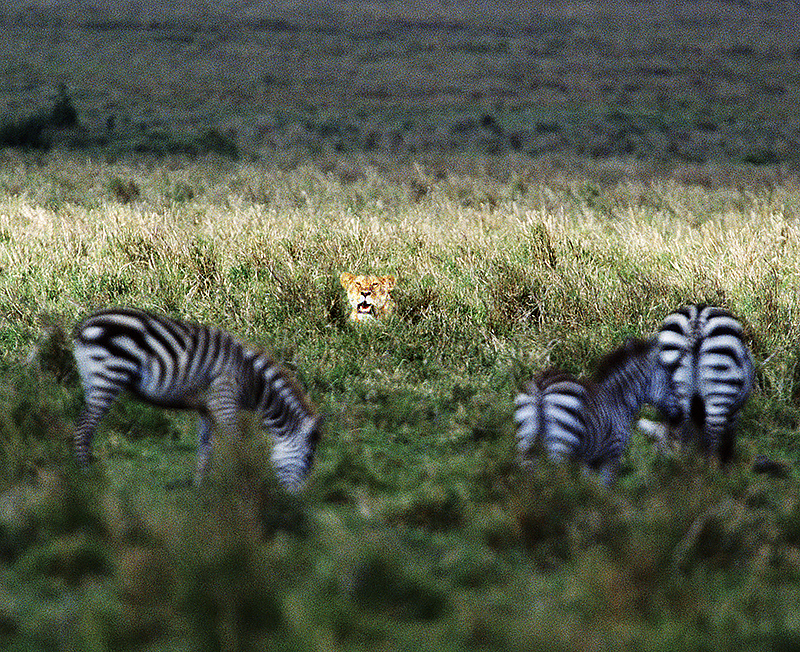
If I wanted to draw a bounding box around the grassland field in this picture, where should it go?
[5,2,800,651]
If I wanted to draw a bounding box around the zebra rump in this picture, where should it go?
[72,307,321,491]
[515,369,589,463]
[514,368,614,481]
[655,304,753,462]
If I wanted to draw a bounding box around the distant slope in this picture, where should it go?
[3,0,799,29]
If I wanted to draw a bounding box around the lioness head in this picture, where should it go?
[340,272,396,322]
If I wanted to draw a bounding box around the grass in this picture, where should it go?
[5,5,800,647]
[1,153,800,650]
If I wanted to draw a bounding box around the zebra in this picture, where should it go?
[72,308,321,491]
[514,338,679,485]
[644,304,754,464]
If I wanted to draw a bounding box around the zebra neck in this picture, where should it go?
[252,356,312,434]
[261,399,309,437]
[597,358,649,419]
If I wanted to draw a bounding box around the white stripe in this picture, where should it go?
[104,313,148,331]
[81,325,105,340]
[701,315,741,336]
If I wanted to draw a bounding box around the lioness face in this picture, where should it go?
[340,272,396,322]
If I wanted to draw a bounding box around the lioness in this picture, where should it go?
[340,272,396,322]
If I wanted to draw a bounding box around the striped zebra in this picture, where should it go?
[72,308,321,491]
[514,338,679,485]
[648,304,754,463]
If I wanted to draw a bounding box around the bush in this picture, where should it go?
[0,85,80,151]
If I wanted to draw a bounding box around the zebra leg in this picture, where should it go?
[672,418,694,455]
[702,397,737,464]
[207,376,240,436]
[202,375,241,481]
[194,413,214,486]
[663,412,684,453]
[582,456,619,486]
[716,418,737,466]
[700,414,728,464]
[597,459,620,486]
[74,389,122,466]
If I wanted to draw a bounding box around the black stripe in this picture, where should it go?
[704,324,742,339]
[705,377,744,388]
[661,322,687,335]
[250,357,267,410]
[142,317,184,360]
[702,344,741,355]
[701,306,731,319]
[101,339,142,365]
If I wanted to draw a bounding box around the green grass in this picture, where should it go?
[3,154,800,650]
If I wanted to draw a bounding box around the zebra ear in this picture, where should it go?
[308,414,323,446]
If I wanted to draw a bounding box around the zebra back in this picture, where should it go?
[73,308,247,408]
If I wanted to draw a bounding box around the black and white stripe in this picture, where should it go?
[72,308,321,491]
[653,304,753,463]
[515,338,678,484]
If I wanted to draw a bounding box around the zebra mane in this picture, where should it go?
[592,338,655,384]
[534,367,586,390]
[529,367,596,402]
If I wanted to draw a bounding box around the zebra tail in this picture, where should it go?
[514,381,543,460]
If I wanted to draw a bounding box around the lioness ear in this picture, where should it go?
[382,276,396,290]
[340,272,355,288]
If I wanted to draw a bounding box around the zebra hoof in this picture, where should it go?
[752,454,790,478]
[165,476,194,490]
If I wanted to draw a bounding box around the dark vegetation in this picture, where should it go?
[1,2,799,167]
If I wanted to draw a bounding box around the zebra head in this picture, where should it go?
[646,346,683,425]
[270,414,322,492]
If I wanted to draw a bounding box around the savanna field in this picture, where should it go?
[5,2,800,650]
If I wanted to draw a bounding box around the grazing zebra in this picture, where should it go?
[72,308,321,491]
[514,338,679,485]
[649,304,754,463]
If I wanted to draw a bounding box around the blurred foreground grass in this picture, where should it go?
[2,154,800,649]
